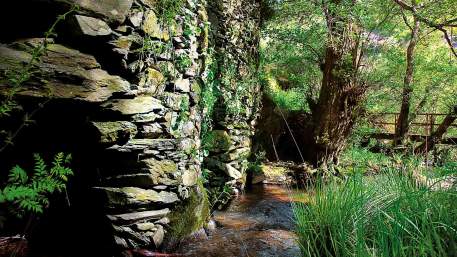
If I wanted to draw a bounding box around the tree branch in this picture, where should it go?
[392,0,457,58]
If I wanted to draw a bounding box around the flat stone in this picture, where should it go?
[174,78,190,92]
[102,96,165,115]
[142,159,177,174]
[129,10,144,27]
[107,139,176,153]
[225,164,243,180]
[114,236,129,249]
[0,44,131,103]
[156,217,170,225]
[105,173,178,187]
[131,112,161,123]
[182,168,198,186]
[91,121,137,145]
[205,158,242,180]
[138,123,163,138]
[152,225,165,247]
[107,208,170,224]
[135,222,157,231]
[73,15,112,36]
[219,147,251,162]
[113,225,151,246]
[62,0,133,23]
[162,93,189,111]
[97,187,180,207]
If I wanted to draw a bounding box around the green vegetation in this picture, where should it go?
[154,0,186,23]
[0,153,73,227]
[294,171,457,257]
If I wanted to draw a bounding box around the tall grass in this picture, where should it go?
[293,173,457,257]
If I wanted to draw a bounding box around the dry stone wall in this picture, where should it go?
[203,0,261,204]
[0,0,260,253]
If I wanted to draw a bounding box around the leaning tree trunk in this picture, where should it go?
[394,11,420,145]
[415,106,457,154]
[310,2,366,165]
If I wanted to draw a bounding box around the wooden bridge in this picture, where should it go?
[369,112,457,145]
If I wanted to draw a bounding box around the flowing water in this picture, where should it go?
[178,184,301,257]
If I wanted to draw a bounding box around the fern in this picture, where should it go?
[0,153,73,219]
[8,165,28,184]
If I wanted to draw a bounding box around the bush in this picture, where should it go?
[293,172,457,257]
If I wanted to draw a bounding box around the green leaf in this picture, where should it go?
[8,165,28,184]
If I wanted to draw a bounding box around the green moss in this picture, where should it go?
[202,130,232,152]
[167,179,210,242]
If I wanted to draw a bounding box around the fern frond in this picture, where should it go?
[52,152,64,168]
[64,153,72,164]
[33,154,47,177]
[8,165,28,184]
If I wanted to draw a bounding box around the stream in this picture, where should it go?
[177,184,301,257]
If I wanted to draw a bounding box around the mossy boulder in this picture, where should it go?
[167,180,210,245]
[202,130,232,153]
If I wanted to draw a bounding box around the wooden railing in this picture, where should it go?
[369,112,457,144]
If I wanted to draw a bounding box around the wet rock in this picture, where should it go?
[205,219,217,232]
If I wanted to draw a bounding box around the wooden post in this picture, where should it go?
[430,114,435,136]
[425,114,429,136]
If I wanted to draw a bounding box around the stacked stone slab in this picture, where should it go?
[204,0,261,197]
[0,0,262,252]
[0,0,210,251]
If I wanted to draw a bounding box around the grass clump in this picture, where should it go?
[293,172,457,257]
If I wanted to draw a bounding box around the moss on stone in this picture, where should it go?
[167,179,210,243]
[202,130,232,152]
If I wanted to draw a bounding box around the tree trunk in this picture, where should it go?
[394,12,420,145]
[415,107,457,154]
[310,2,365,165]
